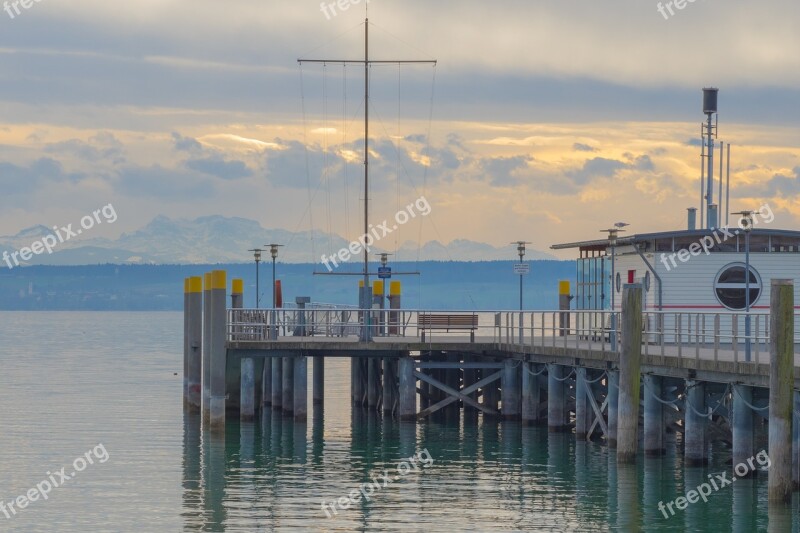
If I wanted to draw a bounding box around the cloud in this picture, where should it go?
[43,133,125,163]
[573,143,596,152]
[567,157,628,185]
[185,156,252,179]
[172,132,202,152]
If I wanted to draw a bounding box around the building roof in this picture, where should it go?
[550,228,800,250]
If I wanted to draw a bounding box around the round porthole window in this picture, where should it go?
[644,271,651,292]
[714,263,761,310]
[615,272,621,293]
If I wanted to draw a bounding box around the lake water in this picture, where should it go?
[1,312,798,532]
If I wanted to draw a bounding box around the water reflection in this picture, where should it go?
[180,404,789,532]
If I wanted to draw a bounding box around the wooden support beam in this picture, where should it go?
[586,389,609,439]
[415,370,501,418]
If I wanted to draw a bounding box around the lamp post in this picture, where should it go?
[248,248,264,308]
[511,241,531,345]
[733,211,754,361]
[266,243,283,339]
[602,224,627,350]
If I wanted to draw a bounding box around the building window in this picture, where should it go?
[713,263,761,310]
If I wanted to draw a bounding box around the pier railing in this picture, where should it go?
[227,307,790,363]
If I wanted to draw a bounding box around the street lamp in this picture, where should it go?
[601,224,627,350]
[511,241,531,345]
[732,211,754,361]
[265,243,283,339]
[248,248,264,308]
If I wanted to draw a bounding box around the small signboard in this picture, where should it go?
[378,267,392,279]
[513,263,530,275]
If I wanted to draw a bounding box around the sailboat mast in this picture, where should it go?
[363,17,370,306]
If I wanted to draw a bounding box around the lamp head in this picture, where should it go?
[266,244,284,259]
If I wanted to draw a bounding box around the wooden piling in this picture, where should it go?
[367,357,380,410]
[684,380,707,466]
[768,279,793,503]
[202,272,212,422]
[501,359,521,420]
[732,384,754,476]
[187,276,202,413]
[548,364,568,432]
[617,284,642,463]
[398,356,416,420]
[383,358,398,415]
[183,278,190,410]
[271,357,282,410]
[294,356,307,421]
[607,370,619,448]
[575,367,589,439]
[352,357,364,406]
[793,391,800,489]
[522,362,542,425]
[209,270,227,430]
[262,359,272,407]
[240,357,255,421]
[313,356,324,405]
[643,374,665,456]
[282,356,294,414]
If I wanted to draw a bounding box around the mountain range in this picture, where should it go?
[0,215,556,266]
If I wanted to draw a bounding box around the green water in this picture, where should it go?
[1,312,798,531]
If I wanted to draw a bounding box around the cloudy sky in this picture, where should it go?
[1,0,799,260]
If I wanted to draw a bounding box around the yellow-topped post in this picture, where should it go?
[186,276,203,413]
[209,270,227,430]
[202,272,213,422]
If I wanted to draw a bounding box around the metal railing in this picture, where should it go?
[227,307,796,365]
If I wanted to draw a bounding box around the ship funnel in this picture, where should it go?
[687,208,697,231]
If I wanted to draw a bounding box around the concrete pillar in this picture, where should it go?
[295,296,310,336]
[768,279,794,503]
[187,277,202,413]
[684,380,707,466]
[617,283,642,463]
[522,362,542,425]
[643,375,665,456]
[732,384,754,475]
[313,356,324,405]
[575,367,588,439]
[271,357,282,410]
[383,358,398,415]
[501,359,521,420]
[352,357,364,406]
[282,356,294,414]
[294,356,307,421]
[607,370,619,448]
[367,358,380,410]
[209,270,227,430]
[202,272,212,422]
[240,358,255,421]
[398,357,416,420]
[548,364,568,432]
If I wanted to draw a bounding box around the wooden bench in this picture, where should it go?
[418,313,478,342]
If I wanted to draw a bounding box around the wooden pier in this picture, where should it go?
[183,271,800,504]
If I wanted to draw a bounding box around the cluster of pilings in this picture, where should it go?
[183,271,319,430]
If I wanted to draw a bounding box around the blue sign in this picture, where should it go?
[378,267,392,279]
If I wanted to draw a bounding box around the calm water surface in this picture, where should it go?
[0,312,797,532]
